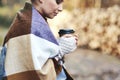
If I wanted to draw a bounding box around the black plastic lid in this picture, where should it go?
[58,29,75,35]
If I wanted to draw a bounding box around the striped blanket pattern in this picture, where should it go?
[0,2,60,80]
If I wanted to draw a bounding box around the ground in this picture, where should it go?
[65,48,120,80]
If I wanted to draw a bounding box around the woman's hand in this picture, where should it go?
[58,34,78,56]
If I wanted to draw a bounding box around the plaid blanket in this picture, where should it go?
[0,2,61,80]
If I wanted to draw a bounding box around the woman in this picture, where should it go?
[0,0,77,80]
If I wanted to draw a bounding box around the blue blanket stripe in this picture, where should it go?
[31,7,58,45]
[0,46,7,80]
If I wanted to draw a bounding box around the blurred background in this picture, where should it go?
[0,0,120,80]
[0,0,120,57]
